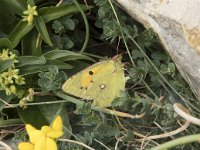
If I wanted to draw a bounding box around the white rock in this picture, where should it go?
[116,0,200,99]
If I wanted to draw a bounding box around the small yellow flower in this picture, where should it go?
[5,87,12,95]
[42,116,63,139]
[0,49,18,62]
[23,5,38,16]
[18,142,34,150]
[22,4,38,25]
[0,49,26,96]
[10,85,16,94]
[15,76,26,85]
[18,116,63,150]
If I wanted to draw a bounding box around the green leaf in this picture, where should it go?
[0,38,13,51]
[82,115,101,126]
[2,0,26,14]
[111,91,128,107]
[39,4,91,23]
[38,67,66,92]
[52,20,64,34]
[63,18,75,30]
[76,131,93,145]
[123,130,135,142]
[21,29,42,56]
[19,59,73,75]
[0,91,13,111]
[95,123,120,138]
[36,96,72,138]
[16,56,46,67]
[9,21,34,48]
[17,105,49,129]
[0,59,14,73]
[168,62,175,73]
[8,4,91,49]
[131,49,144,59]
[62,36,74,49]
[43,50,95,62]
[75,102,91,115]
[27,0,35,6]
[35,16,52,46]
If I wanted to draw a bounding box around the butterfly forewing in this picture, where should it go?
[62,60,111,99]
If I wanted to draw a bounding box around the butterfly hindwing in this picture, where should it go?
[86,59,125,107]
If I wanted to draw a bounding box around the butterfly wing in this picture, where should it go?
[62,58,125,107]
[62,60,113,100]
[86,59,125,107]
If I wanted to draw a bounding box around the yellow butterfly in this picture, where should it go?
[62,56,125,107]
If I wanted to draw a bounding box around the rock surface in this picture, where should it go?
[116,0,200,99]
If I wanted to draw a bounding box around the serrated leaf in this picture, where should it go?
[95,123,119,138]
[111,91,128,107]
[131,49,143,59]
[82,115,100,126]
[168,62,175,73]
[75,103,91,115]
[38,67,66,92]
[63,18,75,30]
[35,16,52,46]
[62,36,74,49]
[52,20,64,34]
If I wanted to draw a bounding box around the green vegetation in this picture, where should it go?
[0,0,199,149]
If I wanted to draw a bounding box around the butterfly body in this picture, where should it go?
[62,57,125,107]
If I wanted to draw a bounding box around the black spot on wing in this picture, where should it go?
[89,71,94,75]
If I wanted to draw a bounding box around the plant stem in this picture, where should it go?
[151,134,200,150]
[54,91,140,118]
[108,0,159,99]
[0,119,23,127]
[73,0,89,53]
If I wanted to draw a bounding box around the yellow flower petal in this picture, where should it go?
[29,130,45,144]
[26,124,37,135]
[34,137,57,150]
[47,130,63,139]
[51,116,63,131]
[41,126,51,134]
[27,4,31,10]
[47,138,57,150]
[34,136,46,150]
[18,142,34,150]
[33,11,38,16]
